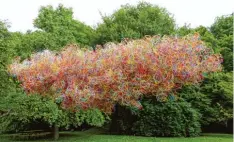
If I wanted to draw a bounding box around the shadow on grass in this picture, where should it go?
[59,132,81,137]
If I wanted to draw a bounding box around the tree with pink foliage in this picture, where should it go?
[8,34,222,113]
[8,34,222,139]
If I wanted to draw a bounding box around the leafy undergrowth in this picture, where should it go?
[0,128,232,142]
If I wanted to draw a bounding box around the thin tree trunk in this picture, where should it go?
[53,124,59,140]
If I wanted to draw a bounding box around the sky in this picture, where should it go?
[0,0,233,32]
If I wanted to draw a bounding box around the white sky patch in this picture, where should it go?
[0,0,233,32]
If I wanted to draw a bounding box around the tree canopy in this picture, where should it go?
[8,34,222,114]
[95,2,175,44]
[210,14,233,71]
[34,4,95,48]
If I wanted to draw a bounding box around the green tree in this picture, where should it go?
[0,20,21,96]
[34,4,95,48]
[201,72,233,125]
[95,2,175,44]
[0,92,105,134]
[210,14,233,71]
[179,72,233,127]
[0,21,24,132]
[176,24,193,37]
[0,7,103,139]
[0,20,12,95]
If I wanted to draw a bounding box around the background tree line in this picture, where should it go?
[0,2,233,137]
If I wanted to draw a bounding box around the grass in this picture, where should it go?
[0,128,233,142]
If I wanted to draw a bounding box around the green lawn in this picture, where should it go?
[0,129,233,142]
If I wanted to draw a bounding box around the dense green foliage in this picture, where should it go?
[34,4,95,47]
[178,72,233,133]
[0,92,105,133]
[95,2,175,44]
[178,85,216,126]
[0,21,20,96]
[201,72,233,125]
[133,100,201,137]
[0,93,60,133]
[110,100,201,137]
[210,15,233,39]
[210,15,233,71]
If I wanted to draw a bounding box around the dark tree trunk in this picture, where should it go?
[53,124,59,140]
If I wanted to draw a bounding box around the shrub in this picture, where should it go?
[178,85,217,126]
[178,72,233,129]
[0,93,61,133]
[0,92,106,133]
[132,100,201,137]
